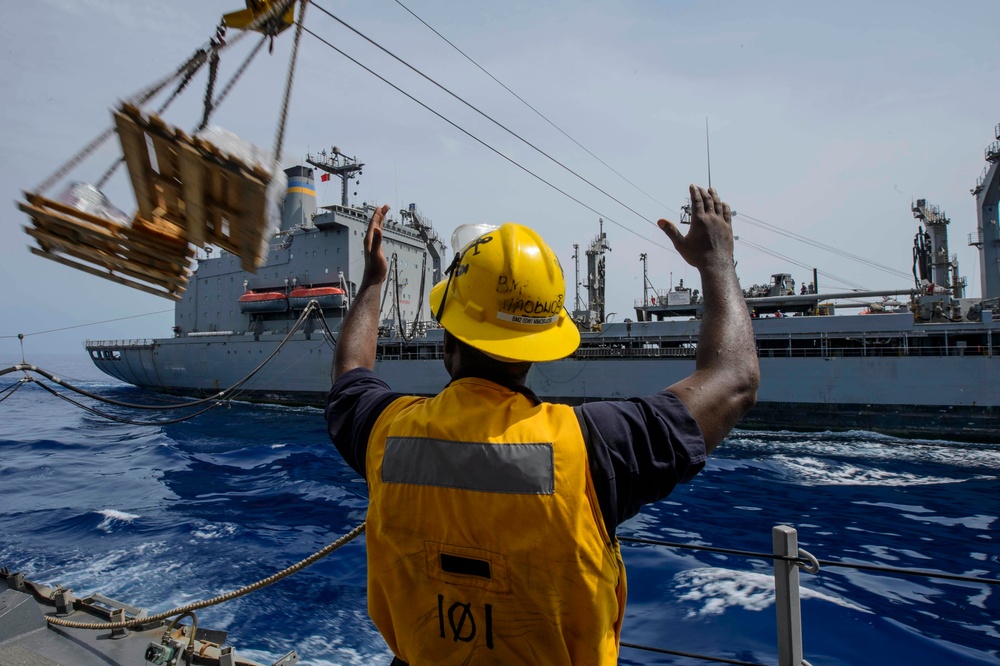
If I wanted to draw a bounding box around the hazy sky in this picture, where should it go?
[3,0,998,358]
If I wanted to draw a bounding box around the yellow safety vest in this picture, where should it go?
[366,377,626,665]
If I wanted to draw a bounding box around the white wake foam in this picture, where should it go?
[772,455,959,486]
[95,509,140,532]
[673,567,871,617]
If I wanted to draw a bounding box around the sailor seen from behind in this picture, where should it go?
[326,185,760,665]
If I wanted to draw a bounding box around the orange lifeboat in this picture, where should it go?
[238,291,288,313]
[288,286,345,310]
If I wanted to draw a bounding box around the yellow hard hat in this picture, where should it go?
[430,223,580,363]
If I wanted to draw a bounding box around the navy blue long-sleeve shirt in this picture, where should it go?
[325,367,706,535]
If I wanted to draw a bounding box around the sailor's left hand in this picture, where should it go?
[658,185,733,272]
[363,204,390,285]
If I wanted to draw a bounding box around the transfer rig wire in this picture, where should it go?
[0,300,334,425]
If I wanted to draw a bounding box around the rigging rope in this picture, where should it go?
[310,2,664,235]
[34,0,296,196]
[619,535,1000,586]
[735,237,867,291]
[737,212,914,283]
[0,381,23,404]
[393,254,413,343]
[0,303,327,418]
[391,0,675,217]
[34,51,205,196]
[313,1,918,287]
[299,24,674,255]
[29,379,224,426]
[0,310,172,339]
[204,34,269,128]
[45,523,366,630]
[199,44,222,132]
[620,642,768,666]
[272,0,309,164]
[96,49,211,188]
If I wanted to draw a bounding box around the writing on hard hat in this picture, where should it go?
[430,223,580,363]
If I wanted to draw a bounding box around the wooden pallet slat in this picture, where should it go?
[114,109,157,221]
[25,225,189,290]
[114,103,274,270]
[19,199,191,269]
[239,174,269,270]
[28,247,184,301]
[23,212,190,285]
[126,213,189,248]
[20,102,277,300]
[149,130,184,220]
[20,195,191,299]
[177,140,206,247]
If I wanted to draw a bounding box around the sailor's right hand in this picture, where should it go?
[363,204,390,285]
[658,185,734,272]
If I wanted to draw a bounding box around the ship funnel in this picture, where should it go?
[281,165,317,231]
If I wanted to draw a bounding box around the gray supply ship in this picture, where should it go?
[86,129,1000,442]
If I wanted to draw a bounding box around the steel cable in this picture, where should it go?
[310,1,664,233]
[299,24,674,254]
[0,303,322,413]
[619,535,1000,586]
[29,379,224,426]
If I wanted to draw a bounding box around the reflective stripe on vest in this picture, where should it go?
[383,437,554,494]
[366,377,626,666]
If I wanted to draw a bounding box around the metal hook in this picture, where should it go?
[796,548,820,574]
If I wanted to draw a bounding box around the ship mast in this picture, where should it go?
[572,243,582,312]
[912,199,964,299]
[585,218,611,325]
[640,252,650,306]
[306,146,363,206]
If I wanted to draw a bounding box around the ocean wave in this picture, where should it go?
[96,509,140,532]
[673,567,871,617]
[728,429,1000,465]
[898,513,997,530]
[191,522,239,540]
[239,615,390,666]
[770,455,964,486]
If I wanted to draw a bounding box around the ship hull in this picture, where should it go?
[87,333,999,442]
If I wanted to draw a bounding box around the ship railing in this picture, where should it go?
[376,344,445,361]
[758,342,994,359]
[84,339,155,349]
[574,345,696,358]
[374,341,1000,361]
[618,524,998,666]
[376,336,996,362]
[986,141,1000,163]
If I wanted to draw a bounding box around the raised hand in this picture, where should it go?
[363,204,391,286]
[657,185,734,271]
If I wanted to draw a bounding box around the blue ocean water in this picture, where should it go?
[1,353,998,665]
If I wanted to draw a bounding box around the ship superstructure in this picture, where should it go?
[171,149,445,344]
